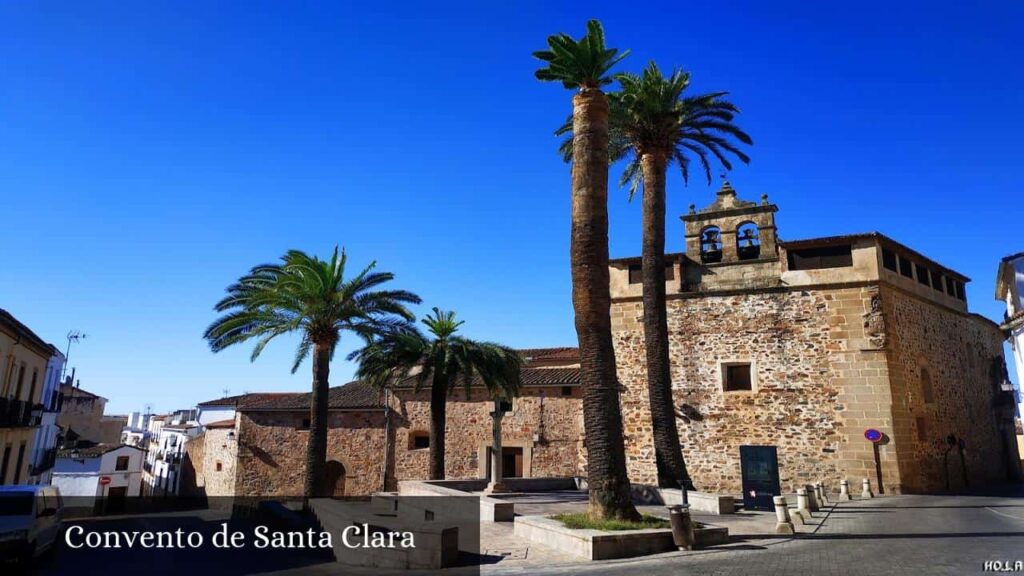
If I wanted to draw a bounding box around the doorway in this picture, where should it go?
[739,445,780,511]
[106,486,128,515]
[485,447,524,479]
[325,460,346,497]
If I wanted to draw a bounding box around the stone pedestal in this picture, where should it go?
[804,484,820,512]
[861,478,874,499]
[815,482,830,505]
[773,496,794,534]
[796,487,812,518]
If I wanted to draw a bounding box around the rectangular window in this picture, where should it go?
[898,255,913,278]
[215,462,223,472]
[115,456,130,471]
[787,245,853,270]
[945,277,956,296]
[881,249,898,272]
[560,386,573,397]
[411,433,430,449]
[955,281,966,301]
[931,272,944,292]
[723,363,753,392]
[13,443,25,484]
[298,418,311,430]
[915,264,930,286]
[916,417,929,442]
[628,263,675,284]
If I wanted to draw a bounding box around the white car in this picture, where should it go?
[0,485,64,563]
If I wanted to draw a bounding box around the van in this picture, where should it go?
[0,485,64,563]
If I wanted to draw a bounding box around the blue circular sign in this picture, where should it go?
[864,429,883,443]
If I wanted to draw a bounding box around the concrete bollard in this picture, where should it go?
[668,505,696,550]
[773,496,795,534]
[862,478,874,499]
[839,479,853,501]
[804,484,820,512]
[796,487,812,518]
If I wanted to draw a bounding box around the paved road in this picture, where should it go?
[488,489,1024,576]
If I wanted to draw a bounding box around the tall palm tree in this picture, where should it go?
[559,62,752,489]
[349,308,523,480]
[203,247,420,497]
[534,20,640,521]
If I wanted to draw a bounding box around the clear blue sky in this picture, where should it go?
[1,2,1021,414]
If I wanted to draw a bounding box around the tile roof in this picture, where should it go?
[519,347,579,363]
[238,380,383,411]
[204,419,236,429]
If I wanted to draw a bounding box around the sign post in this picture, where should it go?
[864,429,885,495]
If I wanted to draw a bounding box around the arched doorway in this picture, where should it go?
[325,460,346,498]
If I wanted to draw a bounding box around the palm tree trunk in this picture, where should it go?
[304,342,331,497]
[640,151,694,490]
[428,372,447,480]
[571,87,640,521]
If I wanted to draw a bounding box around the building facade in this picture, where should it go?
[53,444,145,497]
[1,308,57,486]
[28,349,65,485]
[608,183,1021,494]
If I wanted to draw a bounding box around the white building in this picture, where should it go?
[52,444,145,497]
[28,349,65,485]
[997,252,1024,390]
[144,410,199,496]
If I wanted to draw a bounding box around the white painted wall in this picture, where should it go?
[197,405,235,426]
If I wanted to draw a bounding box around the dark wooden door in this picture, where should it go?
[740,445,780,511]
[325,460,346,497]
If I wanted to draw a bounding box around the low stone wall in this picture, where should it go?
[397,480,514,522]
[631,485,736,515]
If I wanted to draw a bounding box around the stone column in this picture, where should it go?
[839,479,853,501]
[804,484,820,512]
[483,400,508,495]
[816,481,830,505]
[796,487,812,518]
[861,478,874,499]
[773,496,794,534]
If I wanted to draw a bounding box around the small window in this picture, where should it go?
[215,461,223,472]
[410,431,430,450]
[787,245,853,270]
[915,264,930,286]
[955,282,966,301]
[898,255,913,278]
[298,418,311,430]
[115,456,130,471]
[916,417,929,442]
[560,386,573,397]
[628,263,676,284]
[882,249,897,272]
[931,272,944,292]
[723,363,753,392]
[920,368,934,404]
[945,277,956,296]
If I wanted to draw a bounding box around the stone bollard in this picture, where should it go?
[773,496,795,534]
[815,482,830,506]
[668,505,696,550]
[862,478,874,499]
[839,479,853,501]
[804,484,820,512]
[796,487,813,518]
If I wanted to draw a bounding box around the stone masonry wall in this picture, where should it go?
[389,386,584,483]
[611,285,903,495]
[881,285,1012,492]
[235,410,387,497]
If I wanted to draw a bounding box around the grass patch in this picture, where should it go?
[551,512,671,531]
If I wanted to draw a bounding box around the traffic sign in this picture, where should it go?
[864,429,883,443]
[99,476,111,486]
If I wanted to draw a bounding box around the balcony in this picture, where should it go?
[0,397,34,428]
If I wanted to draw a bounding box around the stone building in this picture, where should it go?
[57,382,122,446]
[608,182,1021,494]
[195,348,583,497]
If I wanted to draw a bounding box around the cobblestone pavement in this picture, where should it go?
[486,487,1024,576]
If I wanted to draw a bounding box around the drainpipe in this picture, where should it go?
[381,389,392,492]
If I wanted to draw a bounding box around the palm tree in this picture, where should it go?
[203,247,421,497]
[349,308,523,480]
[534,20,640,521]
[558,62,752,489]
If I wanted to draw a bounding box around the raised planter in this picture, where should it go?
[631,485,736,515]
[397,480,514,522]
[513,515,728,560]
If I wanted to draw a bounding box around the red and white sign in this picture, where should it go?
[99,476,111,486]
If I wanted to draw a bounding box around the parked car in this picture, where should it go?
[0,485,64,563]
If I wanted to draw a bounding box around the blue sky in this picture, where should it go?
[1,2,1021,414]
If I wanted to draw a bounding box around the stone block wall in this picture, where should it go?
[389,386,584,483]
[234,410,388,497]
[881,285,1014,492]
